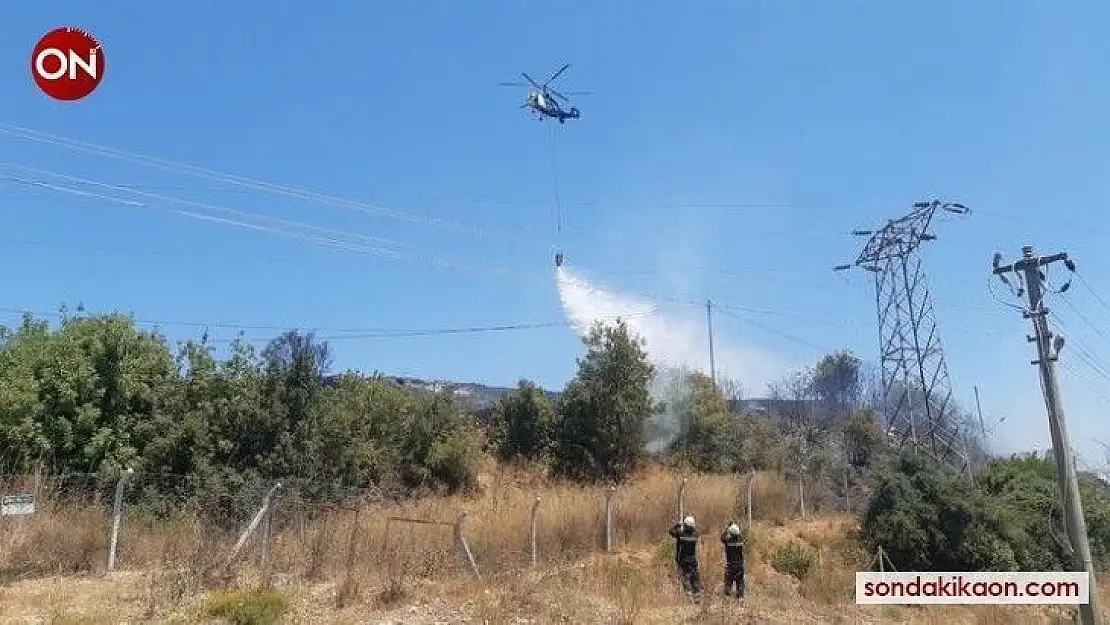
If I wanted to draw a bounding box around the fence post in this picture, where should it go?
[107,468,133,572]
[605,486,615,553]
[844,469,851,512]
[225,482,283,571]
[677,476,688,520]
[453,510,481,580]
[336,506,363,603]
[798,477,806,519]
[746,471,754,529]
[257,500,276,588]
[530,496,540,567]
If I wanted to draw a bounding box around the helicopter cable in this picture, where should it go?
[546,121,564,237]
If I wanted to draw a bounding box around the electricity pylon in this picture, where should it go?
[835,200,970,471]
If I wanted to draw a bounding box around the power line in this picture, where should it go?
[0,167,527,277]
[0,292,838,353]
[13,120,1110,252]
[1047,311,1110,382]
[1057,295,1110,345]
[0,304,657,341]
[2,163,419,251]
[714,306,830,353]
[11,123,1109,247]
[0,123,525,243]
[1061,360,1110,406]
[1075,271,1110,316]
[0,172,411,260]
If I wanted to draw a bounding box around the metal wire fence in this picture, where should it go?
[0,468,843,591]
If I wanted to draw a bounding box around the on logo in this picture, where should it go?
[31,27,105,101]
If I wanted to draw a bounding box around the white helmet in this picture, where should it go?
[683,515,695,528]
[727,523,741,536]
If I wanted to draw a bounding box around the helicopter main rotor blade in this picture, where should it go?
[560,91,592,96]
[499,82,529,87]
[544,63,571,86]
[549,89,570,103]
[521,73,542,89]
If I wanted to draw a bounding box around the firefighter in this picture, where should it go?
[668,515,702,598]
[721,522,745,598]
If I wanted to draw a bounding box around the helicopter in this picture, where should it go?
[499,63,590,123]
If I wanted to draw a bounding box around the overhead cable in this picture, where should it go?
[0,168,525,277]
[0,123,515,242]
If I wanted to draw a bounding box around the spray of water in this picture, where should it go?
[555,266,787,452]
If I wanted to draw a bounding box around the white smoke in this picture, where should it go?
[555,266,790,451]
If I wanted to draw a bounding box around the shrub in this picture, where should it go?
[490,380,556,462]
[862,453,1018,571]
[202,588,288,625]
[862,451,1110,572]
[771,541,815,580]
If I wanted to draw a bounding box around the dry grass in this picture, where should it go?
[0,466,1106,623]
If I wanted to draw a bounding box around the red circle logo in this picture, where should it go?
[31,27,105,101]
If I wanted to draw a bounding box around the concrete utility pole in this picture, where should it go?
[706,299,717,387]
[993,245,1102,625]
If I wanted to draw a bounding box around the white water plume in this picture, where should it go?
[555,266,790,452]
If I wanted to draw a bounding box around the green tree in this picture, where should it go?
[258,330,332,483]
[669,372,732,472]
[809,350,862,416]
[0,311,179,475]
[553,319,657,482]
[490,379,556,462]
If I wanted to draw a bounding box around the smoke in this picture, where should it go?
[646,365,695,453]
[555,266,789,451]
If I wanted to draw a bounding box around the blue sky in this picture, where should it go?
[1,2,1109,462]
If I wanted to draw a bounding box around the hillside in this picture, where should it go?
[326,374,562,412]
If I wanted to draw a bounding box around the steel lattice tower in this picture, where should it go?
[835,200,970,470]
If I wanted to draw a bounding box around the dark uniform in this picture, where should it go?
[720,526,745,598]
[668,522,702,597]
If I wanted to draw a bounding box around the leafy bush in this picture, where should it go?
[771,541,815,580]
[0,314,485,517]
[490,379,556,462]
[862,452,1110,572]
[203,588,288,625]
[862,453,1018,571]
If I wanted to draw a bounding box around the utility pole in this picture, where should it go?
[706,299,717,387]
[993,245,1101,625]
